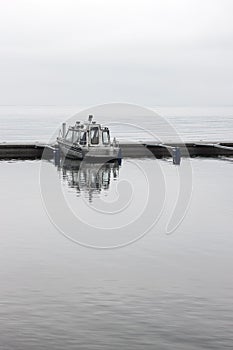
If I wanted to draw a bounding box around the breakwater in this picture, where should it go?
[0,142,233,160]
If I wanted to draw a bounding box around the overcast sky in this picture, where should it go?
[0,0,232,106]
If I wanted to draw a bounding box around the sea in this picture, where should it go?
[0,105,233,349]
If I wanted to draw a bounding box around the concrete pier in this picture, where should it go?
[0,142,233,160]
[118,142,233,158]
[0,143,45,159]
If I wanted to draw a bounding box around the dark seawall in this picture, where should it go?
[0,142,233,160]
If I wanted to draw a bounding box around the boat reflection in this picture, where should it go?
[59,158,120,202]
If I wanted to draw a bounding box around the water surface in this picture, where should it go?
[0,106,233,142]
[0,157,233,349]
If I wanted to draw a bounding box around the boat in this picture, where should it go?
[57,115,121,161]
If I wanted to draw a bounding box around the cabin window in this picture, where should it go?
[90,127,99,145]
[102,129,110,145]
[73,131,79,143]
[65,130,73,142]
[80,131,87,145]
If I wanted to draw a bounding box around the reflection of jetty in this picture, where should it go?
[60,159,119,202]
[1,142,233,163]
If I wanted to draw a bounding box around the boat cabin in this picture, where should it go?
[63,116,111,147]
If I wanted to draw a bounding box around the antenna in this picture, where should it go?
[88,115,93,123]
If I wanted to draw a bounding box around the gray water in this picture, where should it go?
[1,157,233,349]
[0,106,233,349]
[0,106,233,142]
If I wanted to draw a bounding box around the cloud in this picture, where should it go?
[0,0,233,105]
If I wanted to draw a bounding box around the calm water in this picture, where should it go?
[0,105,233,142]
[0,157,233,349]
[0,106,233,349]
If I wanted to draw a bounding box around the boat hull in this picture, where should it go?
[57,139,121,162]
[57,140,83,159]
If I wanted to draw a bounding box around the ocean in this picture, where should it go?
[0,105,233,143]
[0,105,233,349]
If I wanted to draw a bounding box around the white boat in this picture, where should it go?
[57,115,121,161]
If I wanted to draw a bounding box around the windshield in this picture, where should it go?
[80,131,87,145]
[73,130,79,143]
[90,127,99,145]
[65,129,73,142]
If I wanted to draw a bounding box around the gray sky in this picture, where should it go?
[0,0,233,106]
